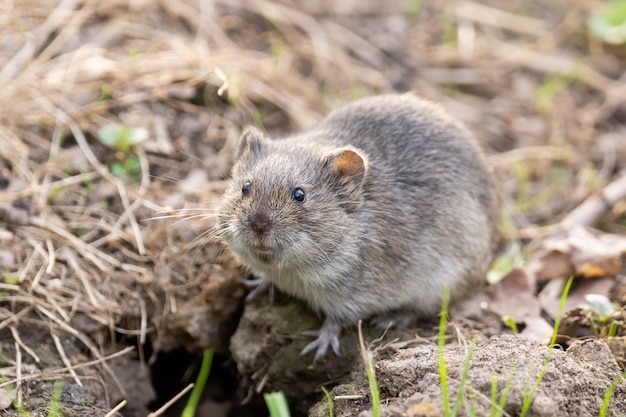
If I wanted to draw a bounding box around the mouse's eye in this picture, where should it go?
[291,187,305,202]
[242,182,252,196]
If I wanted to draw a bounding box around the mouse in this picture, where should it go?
[218,93,502,362]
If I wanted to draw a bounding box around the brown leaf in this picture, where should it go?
[520,316,554,344]
[487,268,540,321]
[531,226,626,281]
[556,307,586,343]
[539,276,615,320]
[533,249,573,281]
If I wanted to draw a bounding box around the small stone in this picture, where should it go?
[0,387,14,409]
[0,249,15,268]
[407,402,441,417]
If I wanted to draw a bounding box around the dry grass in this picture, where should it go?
[0,0,625,414]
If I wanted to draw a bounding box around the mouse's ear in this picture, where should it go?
[323,147,368,186]
[237,127,265,159]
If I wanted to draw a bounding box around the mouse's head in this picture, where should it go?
[218,127,369,273]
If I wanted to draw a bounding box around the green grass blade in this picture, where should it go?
[548,277,573,348]
[452,337,476,416]
[47,380,63,417]
[464,388,479,417]
[365,355,381,417]
[489,372,497,417]
[600,372,626,417]
[48,380,63,417]
[519,276,573,417]
[264,392,291,417]
[181,349,213,417]
[496,357,517,417]
[438,286,450,417]
[358,320,381,417]
[321,386,334,417]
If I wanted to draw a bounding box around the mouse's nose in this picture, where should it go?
[249,211,272,235]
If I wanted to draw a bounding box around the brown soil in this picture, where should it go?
[1,1,626,416]
[309,336,626,417]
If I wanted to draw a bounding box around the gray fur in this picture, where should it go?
[218,93,501,360]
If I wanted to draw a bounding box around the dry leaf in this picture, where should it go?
[531,225,626,281]
[487,268,540,321]
[520,316,554,344]
[539,276,615,320]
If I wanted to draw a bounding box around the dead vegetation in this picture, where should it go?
[1,0,626,416]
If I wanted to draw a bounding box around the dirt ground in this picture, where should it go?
[1,1,626,416]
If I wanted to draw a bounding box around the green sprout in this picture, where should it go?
[3,273,18,286]
[583,294,623,338]
[97,124,147,183]
[320,386,334,417]
[588,0,626,44]
[47,380,63,417]
[600,372,626,417]
[501,316,519,334]
[489,357,516,417]
[98,125,147,155]
[99,83,112,101]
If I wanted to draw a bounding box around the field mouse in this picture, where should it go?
[218,93,500,362]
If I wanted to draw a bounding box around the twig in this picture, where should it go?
[29,216,116,271]
[46,238,56,274]
[334,394,364,400]
[160,0,236,49]
[63,247,103,309]
[0,171,99,204]
[31,94,147,255]
[17,241,41,283]
[67,116,147,256]
[453,1,548,35]
[560,172,626,229]
[52,331,82,386]
[147,383,195,417]
[246,0,331,65]
[490,146,574,166]
[491,41,618,94]
[104,400,127,417]
[0,283,21,292]
[0,307,33,331]
[516,172,626,238]
[10,326,40,363]
[34,305,127,395]
[321,20,385,68]
[0,346,135,388]
[139,297,147,365]
[0,0,83,84]
[30,259,48,292]
[15,340,22,407]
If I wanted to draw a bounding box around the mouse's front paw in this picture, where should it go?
[300,319,342,363]
[240,274,274,302]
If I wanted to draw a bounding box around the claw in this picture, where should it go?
[241,275,275,303]
[300,319,342,363]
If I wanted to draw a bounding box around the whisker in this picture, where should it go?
[187,224,226,249]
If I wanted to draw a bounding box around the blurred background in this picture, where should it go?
[1,1,626,416]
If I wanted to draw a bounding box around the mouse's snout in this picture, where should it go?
[248,210,273,235]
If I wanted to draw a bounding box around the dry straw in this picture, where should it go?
[1,0,626,413]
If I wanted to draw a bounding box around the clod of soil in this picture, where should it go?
[230,294,379,416]
[309,335,626,417]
